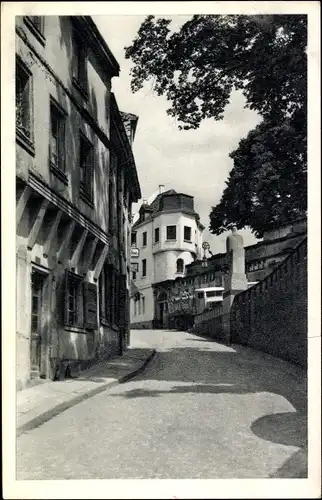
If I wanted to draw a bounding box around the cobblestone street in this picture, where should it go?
[16,329,307,479]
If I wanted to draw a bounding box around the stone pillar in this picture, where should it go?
[222,227,248,343]
[16,245,31,390]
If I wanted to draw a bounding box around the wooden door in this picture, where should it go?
[30,270,46,378]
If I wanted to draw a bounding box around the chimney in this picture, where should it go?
[159,184,165,194]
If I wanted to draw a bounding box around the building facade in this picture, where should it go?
[15,15,141,390]
[130,189,204,328]
[151,218,307,330]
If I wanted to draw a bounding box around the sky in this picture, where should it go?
[94,15,263,254]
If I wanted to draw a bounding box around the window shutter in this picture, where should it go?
[72,30,80,80]
[63,269,70,326]
[115,273,121,325]
[60,118,66,172]
[79,44,88,90]
[118,275,127,327]
[89,148,94,201]
[55,270,68,325]
[84,281,98,329]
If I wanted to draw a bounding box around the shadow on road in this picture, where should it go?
[269,447,308,478]
[111,331,308,477]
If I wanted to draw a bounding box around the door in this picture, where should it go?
[159,302,164,328]
[30,270,46,378]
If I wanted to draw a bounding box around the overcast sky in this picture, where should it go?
[94,15,263,254]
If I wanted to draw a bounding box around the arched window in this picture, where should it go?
[176,258,184,273]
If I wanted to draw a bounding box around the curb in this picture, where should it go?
[17,349,156,437]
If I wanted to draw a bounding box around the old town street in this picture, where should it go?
[16,329,307,480]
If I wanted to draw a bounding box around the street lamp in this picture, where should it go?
[202,241,210,268]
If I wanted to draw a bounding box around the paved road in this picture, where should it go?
[16,330,307,479]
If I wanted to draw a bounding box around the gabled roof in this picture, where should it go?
[149,189,177,211]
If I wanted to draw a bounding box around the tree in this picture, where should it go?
[125,14,307,236]
[209,118,307,237]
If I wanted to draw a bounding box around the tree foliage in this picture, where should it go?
[209,118,307,237]
[125,14,307,236]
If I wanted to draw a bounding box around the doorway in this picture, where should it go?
[159,302,164,328]
[30,269,47,378]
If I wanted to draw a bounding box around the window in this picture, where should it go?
[176,258,184,273]
[65,272,83,327]
[131,262,139,273]
[73,30,88,95]
[59,271,97,330]
[16,58,33,148]
[166,225,176,240]
[142,259,147,277]
[154,227,160,243]
[142,231,147,246]
[24,16,45,44]
[79,133,94,205]
[206,291,222,298]
[50,99,66,178]
[131,232,137,246]
[141,296,145,314]
[132,271,137,280]
[215,276,222,287]
[109,176,114,235]
[184,226,192,242]
[138,298,141,315]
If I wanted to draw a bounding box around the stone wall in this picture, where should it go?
[192,304,229,342]
[192,314,229,343]
[231,238,307,367]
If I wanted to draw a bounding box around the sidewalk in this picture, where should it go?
[17,347,156,437]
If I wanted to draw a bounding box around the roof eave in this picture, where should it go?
[82,16,120,77]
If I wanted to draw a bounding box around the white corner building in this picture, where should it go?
[130,188,204,328]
